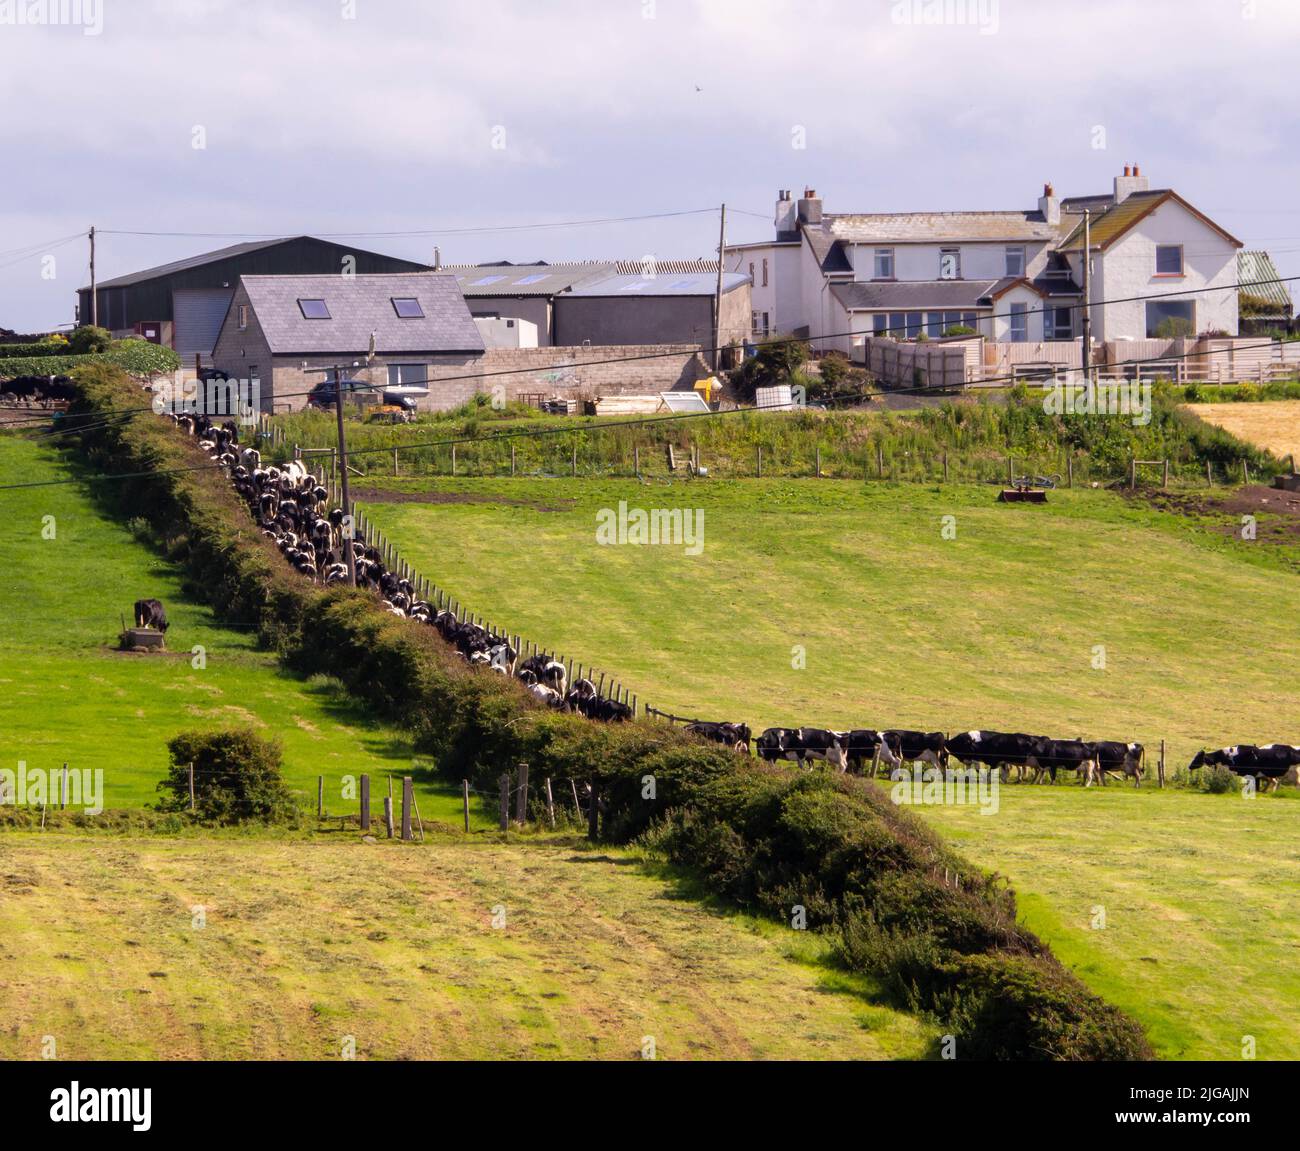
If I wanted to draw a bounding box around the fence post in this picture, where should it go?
[511,444,516,477]
[394,447,399,476]
[1158,740,1166,789]
[633,444,640,477]
[188,762,196,813]
[462,779,471,832]
[1243,460,1250,485]
[1007,456,1014,486]
[756,445,762,477]
[1162,459,1169,488]
[317,776,324,819]
[499,773,510,831]
[452,445,457,476]
[360,773,370,831]
[1129,458,1137,489]
[942,452,949,483]
[515,763,529,825]
[572,445,578,477]
[401,776,413,842]
[815,445,822,478]
[1206,460,1213,486]
[877,446,884,478]
[570,778,582,815]
[1067,455,1074,488]
[60,762,68,809]
[545,777,556,827]
[384,796,394,838]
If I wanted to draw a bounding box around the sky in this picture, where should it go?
[1,0,1298,332]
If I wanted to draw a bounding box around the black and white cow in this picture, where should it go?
[883,730,949,771]
[685,721,752,753]
[842,730,901,774]
[1031,738,1100,785]
[756,728,847,770]
[1088,741,1145,787]
[945,730,1049,781]
[517,654,567,696]
[1188,744,1300,792]
[133,598,169,632]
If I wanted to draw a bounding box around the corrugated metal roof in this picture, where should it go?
[93,238,295,289]
[564,272,749,297]
[239,272,484,354]
[612,258,719,274]
[1238,251,1293,313]
[824,210,1060,244]
[451,262,615,296]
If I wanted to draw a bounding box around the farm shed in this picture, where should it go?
[77,236,432,362]
[553,271,751,349]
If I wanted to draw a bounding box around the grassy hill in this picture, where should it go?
[359,472,1300,1058]
[0,831,932,1060]
[0,436,482,821]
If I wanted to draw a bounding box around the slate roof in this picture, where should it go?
[563,271,749,297]
[238,273,485,354]
[823,210,1061,245]
[1057,190,1241,251]
[829,279,1020,310]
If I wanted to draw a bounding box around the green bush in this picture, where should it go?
[0,340,68,360]
[159,728,297,823]
[1200,765,1239,795]
[68,325,113,354]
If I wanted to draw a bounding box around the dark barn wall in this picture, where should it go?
[78,237,431,331]
[553,295,714,347]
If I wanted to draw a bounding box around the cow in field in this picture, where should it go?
[517,655,566,696]
[685,721,752,753]
[944,730,1049,781]
[133,598,169,632]
[842,730,901,774]
[1030,738,1100,785]
[1188,744,1300,792]
[883,730,949,771]
[1088,741,1145,787]
[756,728,847,770]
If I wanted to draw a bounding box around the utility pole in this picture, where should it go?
[1080,209,1092,386]
[333,366,356,587]
[713,202,727,371]
[89,226,97,329]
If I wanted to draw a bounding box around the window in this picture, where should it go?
[1005,246,1025,277]
[1046,306,1073,340]
[1155,245,1184,276]
[619,281,649,291]
[905,311,923,338]
[888,312,907,336]
[387,363,429,386]
[1009,302,1028,342]
[926,313,944,338]
[1146,300,1195,338]
[469,275,506,286]
[762,258,769,287]
[391,297,424,318]
[873,248,894,279]
[748,262,755,284]
[297,298,330,319]
[237,304,248,330]
[515,274,549,285]
[939,248,961,280]
[872,313,888,335]
[751,311,771,338]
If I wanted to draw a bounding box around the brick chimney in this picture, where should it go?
[1113,163,1149,204]
[774,189,797,239]
[1038,181,1060,226]
[797,187,822,226]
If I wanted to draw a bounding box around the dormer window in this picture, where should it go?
[939,248,961,280]
[298,298,330,319]
[391,297,424,318]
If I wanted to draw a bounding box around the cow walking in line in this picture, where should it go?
[1188,744,1300,792]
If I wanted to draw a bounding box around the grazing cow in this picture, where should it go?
[1188,744,1300,792]
[1032,738,1100,785]
[945,730,1050,781]
[684,721,752,753]
[528,683,565,708]
[757,728,847,770]
[883,730,949,770]
[842,730,901,774]
[757,728,798,764]
[1088,741,1145,787]
[133,598,169,632]
[517,655,566,696]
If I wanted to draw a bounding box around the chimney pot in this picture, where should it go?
[1123,165,1131,177]
[1133,164,1140,177]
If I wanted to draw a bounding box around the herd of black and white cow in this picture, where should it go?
[682,725,1300,790]
[176,414,632,721]
[174,413,1298,791]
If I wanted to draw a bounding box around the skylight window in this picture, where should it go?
[619,281,649,291]
[470,275,506,286]
[298,298,330,319]
[391,297,424,318]
[515,274,550,285]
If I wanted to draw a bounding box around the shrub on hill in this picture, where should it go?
[59,362,1154,1060]
[159,728,297,823]
[67,325,112,354]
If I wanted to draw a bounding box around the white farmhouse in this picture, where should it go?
[726,169,1241,358]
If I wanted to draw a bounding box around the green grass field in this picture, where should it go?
[360,473,1300,1059]
[0,436,488,822]
[0,832,932,1060]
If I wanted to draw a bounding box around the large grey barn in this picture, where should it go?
[77,236,431,361]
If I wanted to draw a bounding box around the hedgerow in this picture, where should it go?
[56,362,1154,1060]
[0,338,180,382]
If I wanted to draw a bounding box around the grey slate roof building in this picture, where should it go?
[236,273,484,354]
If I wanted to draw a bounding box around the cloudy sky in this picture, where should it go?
[1,0,1297,331]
